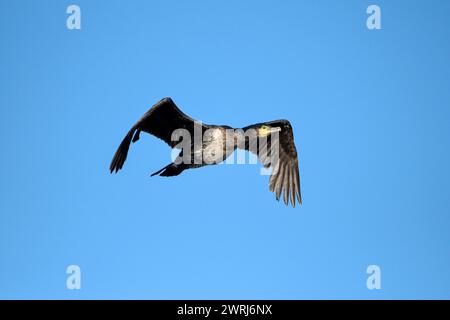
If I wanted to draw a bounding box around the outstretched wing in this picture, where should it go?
[110,97,202,173]
[248,120,302,207]
[134,97,200,147]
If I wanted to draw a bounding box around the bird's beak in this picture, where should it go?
[269,127,282,133]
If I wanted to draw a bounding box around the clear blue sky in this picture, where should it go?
[1,0,450,299]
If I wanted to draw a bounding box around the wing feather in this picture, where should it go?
[289,168,296,208]
[283,166,290,205]
[274,164,285,201]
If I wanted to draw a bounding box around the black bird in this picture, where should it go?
[110,97,302,207]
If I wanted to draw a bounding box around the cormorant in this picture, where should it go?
[110,97,302,207]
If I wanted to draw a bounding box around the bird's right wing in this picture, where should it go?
[110,97,202,173]
[135,97,200,147]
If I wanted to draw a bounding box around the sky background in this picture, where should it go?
[1,0,450,299]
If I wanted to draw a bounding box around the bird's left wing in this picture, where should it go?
[251,121,302,207]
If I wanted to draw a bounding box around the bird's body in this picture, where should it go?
[110,97,302,207]
[195,126,234,165]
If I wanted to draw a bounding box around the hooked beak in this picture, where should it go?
[269,127,282,133]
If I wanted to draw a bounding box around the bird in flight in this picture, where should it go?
[110,98,302,207]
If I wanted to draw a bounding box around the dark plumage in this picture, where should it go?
[110,97,302,207]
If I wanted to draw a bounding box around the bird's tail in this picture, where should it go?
[151,163,185,177]
[110,125,140,173]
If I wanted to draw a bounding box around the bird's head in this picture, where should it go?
[257,124,282,137]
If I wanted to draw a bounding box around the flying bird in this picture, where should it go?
[110,98,302,207]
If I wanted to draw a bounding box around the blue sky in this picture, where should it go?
[1,0,450,299]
